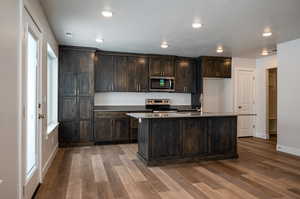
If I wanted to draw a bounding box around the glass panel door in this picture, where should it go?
[26,31,38,176]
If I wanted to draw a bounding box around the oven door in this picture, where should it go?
[150,77,175,92]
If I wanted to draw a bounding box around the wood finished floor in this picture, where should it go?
[35,138,300,199]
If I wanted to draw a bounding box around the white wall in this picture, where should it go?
[255,55,277,139]
[24,0,59,178]
[203,78,224,112]
[0,0,22,198]
[277,38,300,156]
[95,92,191,106]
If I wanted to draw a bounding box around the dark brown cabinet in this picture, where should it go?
[94,53,114,92]
[137,116,237,165]
[202,56,232,78]
[127,56,149,92]
[208,117,237,155]
[114,56,128,92]
[59,46,95,146]
[93,112,130,143]
[182,119,207,156]
[150,119,181,158]
[175,58,195,93]
[149,56,174,77]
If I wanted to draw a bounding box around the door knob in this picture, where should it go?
[238,106,242,109]
[38,113,46,119]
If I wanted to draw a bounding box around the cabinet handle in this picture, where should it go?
[139,84,141,92]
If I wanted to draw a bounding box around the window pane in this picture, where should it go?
[47,44,58,130]
[26,32,38,175]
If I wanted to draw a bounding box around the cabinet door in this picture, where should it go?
[61,97,77,121]
[113,118,130,141]
[114,56,128,91]
[162,56,174,77]
[175,59,194,93]
[59,122,79,143]
[202,58,217,77]
[127,56,138,92]
[61,72,77,96]
[151,119,181,158]
[80,121,92,142]
[95,54,114,92]
[149,57,162,76]
[94,118,113,142]
[208,117,236,154]
[78,97,92,120]
[182,119,207,156]
[220,58,232,78]
[78,72,92,96]
[135,57,149,92]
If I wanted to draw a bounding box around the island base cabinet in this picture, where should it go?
[151,119,181,159]
[208,117,237,155]
[137,116,238,166]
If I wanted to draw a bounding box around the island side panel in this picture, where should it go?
[138,119,150,160]
[207,116,237,156]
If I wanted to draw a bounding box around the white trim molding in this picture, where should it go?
[255,133,267,139]
[42,143,58,180]
[277,144,300,157]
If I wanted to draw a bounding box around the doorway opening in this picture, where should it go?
[267,68,277,143]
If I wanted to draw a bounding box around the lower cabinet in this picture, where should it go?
[208,117,237,154]
[93,112,130,143]
[138,116,237,165]
[151,119,181,158]
[182,119,208,156]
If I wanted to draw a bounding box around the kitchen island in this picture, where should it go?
[127,112,238,166]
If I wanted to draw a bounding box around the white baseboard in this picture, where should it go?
[255,132,267,139]
[277,144,300,157]
[42,144,58,179]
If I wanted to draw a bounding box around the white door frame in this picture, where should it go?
[22,8,43,198]
[234,67,256,137]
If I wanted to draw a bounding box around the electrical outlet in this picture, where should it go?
[0,179,3,184]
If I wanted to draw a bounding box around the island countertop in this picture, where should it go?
[126,111,238,119]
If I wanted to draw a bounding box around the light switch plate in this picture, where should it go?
[0,179,3,184]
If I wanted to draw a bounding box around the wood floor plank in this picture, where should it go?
[36,138,300,199]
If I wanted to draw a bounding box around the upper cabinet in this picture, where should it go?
[175,58,196,93]
[94,53,114,92]
[149,56,174,77]
[127,56,149,92]
[201,56,232,78]
[94,53,149,92]
[113,56,128,92]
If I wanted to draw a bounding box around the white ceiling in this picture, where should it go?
[40,0,300,58]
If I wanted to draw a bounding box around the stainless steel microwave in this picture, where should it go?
[149,76,175,92]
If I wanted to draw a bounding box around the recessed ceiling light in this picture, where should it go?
[96,38,104,43]
[192,22,202,29]
[102,11,113,18]
[161,42,168,49]
[65,32,72,38]
[262,31,272,37]
[261,50,269,56]
[216,46,223,53]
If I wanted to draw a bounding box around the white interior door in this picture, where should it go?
[235,68,255,137]
[22,10,42,199]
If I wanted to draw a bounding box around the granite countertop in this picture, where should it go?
[93,105,198,112]
[126,112,238,119]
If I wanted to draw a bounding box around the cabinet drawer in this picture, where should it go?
[94,111,128,119]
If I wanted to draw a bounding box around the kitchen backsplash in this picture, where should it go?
[94,92,191,106]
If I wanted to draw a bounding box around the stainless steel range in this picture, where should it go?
[145,99,178,112]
